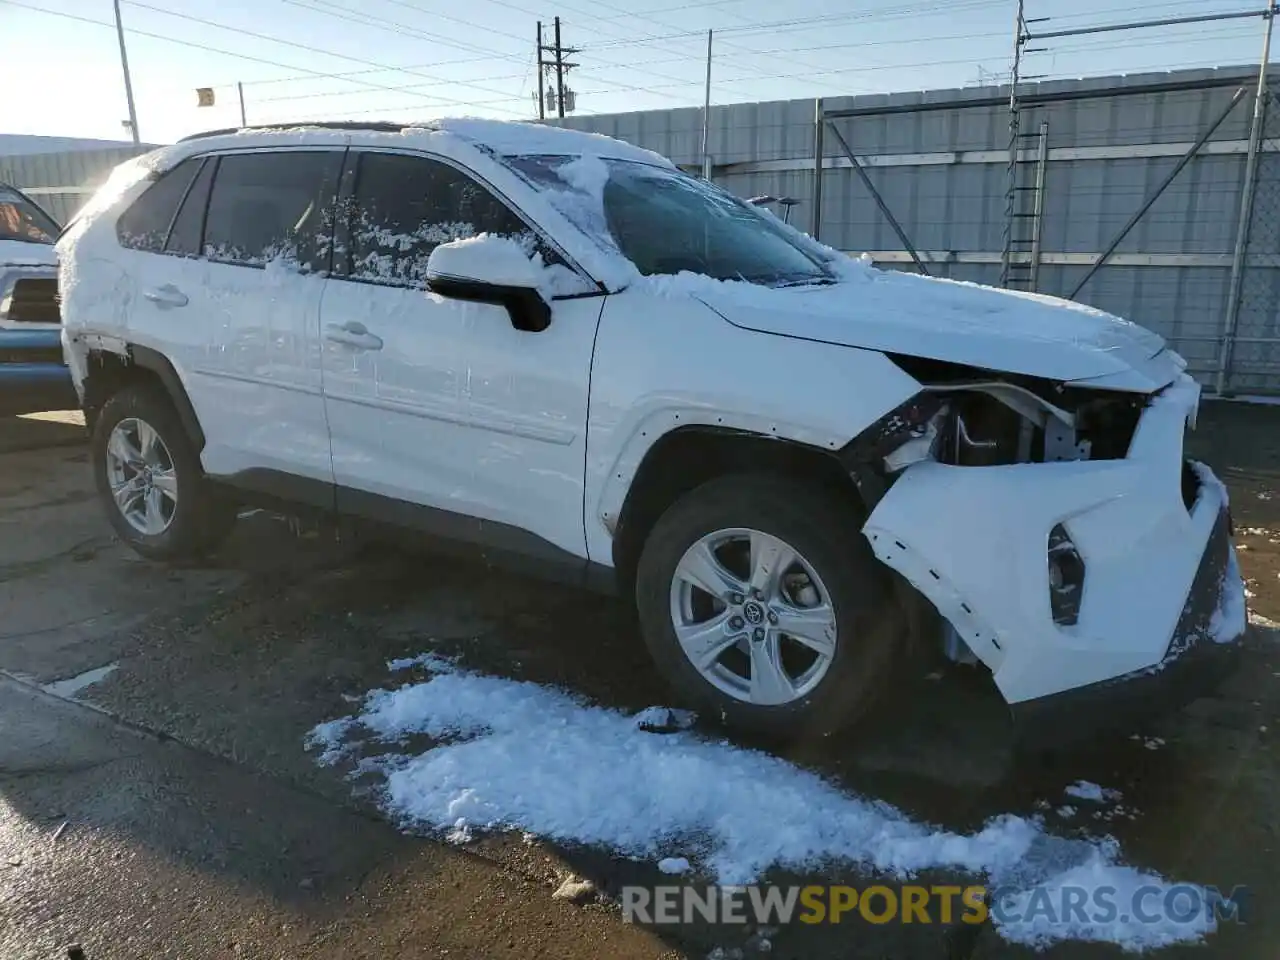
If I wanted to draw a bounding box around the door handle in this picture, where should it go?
[143,284,188,308]
[324,321,383,351]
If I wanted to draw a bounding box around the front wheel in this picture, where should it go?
[635,474,901,739]
[92,383,236,561]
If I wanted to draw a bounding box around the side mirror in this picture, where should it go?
[425,238,551,332]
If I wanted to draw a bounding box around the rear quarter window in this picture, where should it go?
[164,158,215,257]
[116,158,204,252]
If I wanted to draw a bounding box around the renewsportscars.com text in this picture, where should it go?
[621,883,1249,928]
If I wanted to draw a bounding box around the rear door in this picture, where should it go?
[125,148,344,498]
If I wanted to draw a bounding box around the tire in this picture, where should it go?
[92,382,236,561]
[635,473,901,739]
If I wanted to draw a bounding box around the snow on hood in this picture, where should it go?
[0,238,56,268]
[638,266,1181,391]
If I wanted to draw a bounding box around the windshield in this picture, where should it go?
[0,186,59,244]
[505,155,832,286]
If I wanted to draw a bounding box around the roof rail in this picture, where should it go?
[178,120,414,142]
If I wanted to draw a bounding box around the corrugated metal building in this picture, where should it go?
[4,64,1277,391]
[0,143,151,225]
[558,66,1280,394]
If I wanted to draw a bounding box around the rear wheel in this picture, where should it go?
[635,473,901,738]
[92,384,236,561]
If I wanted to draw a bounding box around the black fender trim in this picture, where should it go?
[129,344,207,452]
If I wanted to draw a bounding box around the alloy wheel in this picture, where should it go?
[104,417,179,536]
[668,527,838,706]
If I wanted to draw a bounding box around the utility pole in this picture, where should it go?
[113,0,140,143]
[538,17,578,119]
[701,29,713,179]
[536,21,545,120]
[554,17,566,118]
[237,81,247,127]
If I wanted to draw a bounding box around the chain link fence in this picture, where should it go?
[1225,86,1280,395]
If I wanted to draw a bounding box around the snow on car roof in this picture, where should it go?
[174,117,672,167]
[426,118,673,166]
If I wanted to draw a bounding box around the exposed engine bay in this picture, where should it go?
[869,356,1149,475]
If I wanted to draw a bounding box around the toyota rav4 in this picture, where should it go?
[58,119,1246,740]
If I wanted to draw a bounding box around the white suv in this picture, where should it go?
[59,119,1245,740]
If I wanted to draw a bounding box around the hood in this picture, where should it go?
[0,238,56,268]
[672,266,1180,393]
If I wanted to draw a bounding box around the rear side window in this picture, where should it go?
[164,158,215,257]
[345,152,534,287]
[203,151,342,272]
[116,158,203,251]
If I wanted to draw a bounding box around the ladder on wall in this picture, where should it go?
[999,0,1051,291]
[1001,120,1049,291]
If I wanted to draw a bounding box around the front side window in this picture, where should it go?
[345,152,537,288]
[0,186,59,244]
[203,151,342,271]
[506,155,833,287]
[115,158,203,252]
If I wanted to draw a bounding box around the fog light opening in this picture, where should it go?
[1048,523,1085,626]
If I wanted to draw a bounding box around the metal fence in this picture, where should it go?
[563,66,1280,395]
[1224,87,1280,394]
[5,64,1279,393]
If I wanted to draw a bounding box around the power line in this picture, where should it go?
[121,1,527,108]
[232,0,1013,93]
[2,0,527,114]
[569,0,1012,92]
[586,0,1012,50]
[568,16,1261,75]
[251,71,534,105]
[279,0,531,63]
[356,0,534,46]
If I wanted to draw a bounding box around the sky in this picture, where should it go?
[0,0,1273,145]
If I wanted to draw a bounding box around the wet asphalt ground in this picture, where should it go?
[1,406,1278,959]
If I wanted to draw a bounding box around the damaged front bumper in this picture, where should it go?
[862,373,1247,730]
[1011,503,1243,744]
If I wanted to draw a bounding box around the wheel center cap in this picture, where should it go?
[742,600,766,626]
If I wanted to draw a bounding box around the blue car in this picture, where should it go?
[0,184,77,415]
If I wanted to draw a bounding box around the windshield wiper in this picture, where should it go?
[774,276,837,288]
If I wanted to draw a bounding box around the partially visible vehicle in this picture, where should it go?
[0,184,76,415]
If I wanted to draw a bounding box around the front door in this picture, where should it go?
[319,149,602,561]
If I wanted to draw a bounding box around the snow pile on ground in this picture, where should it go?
[1064,781,1122,804]
[632,705,696,732]
[40,663,118,700]
[308,658,1216,951]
